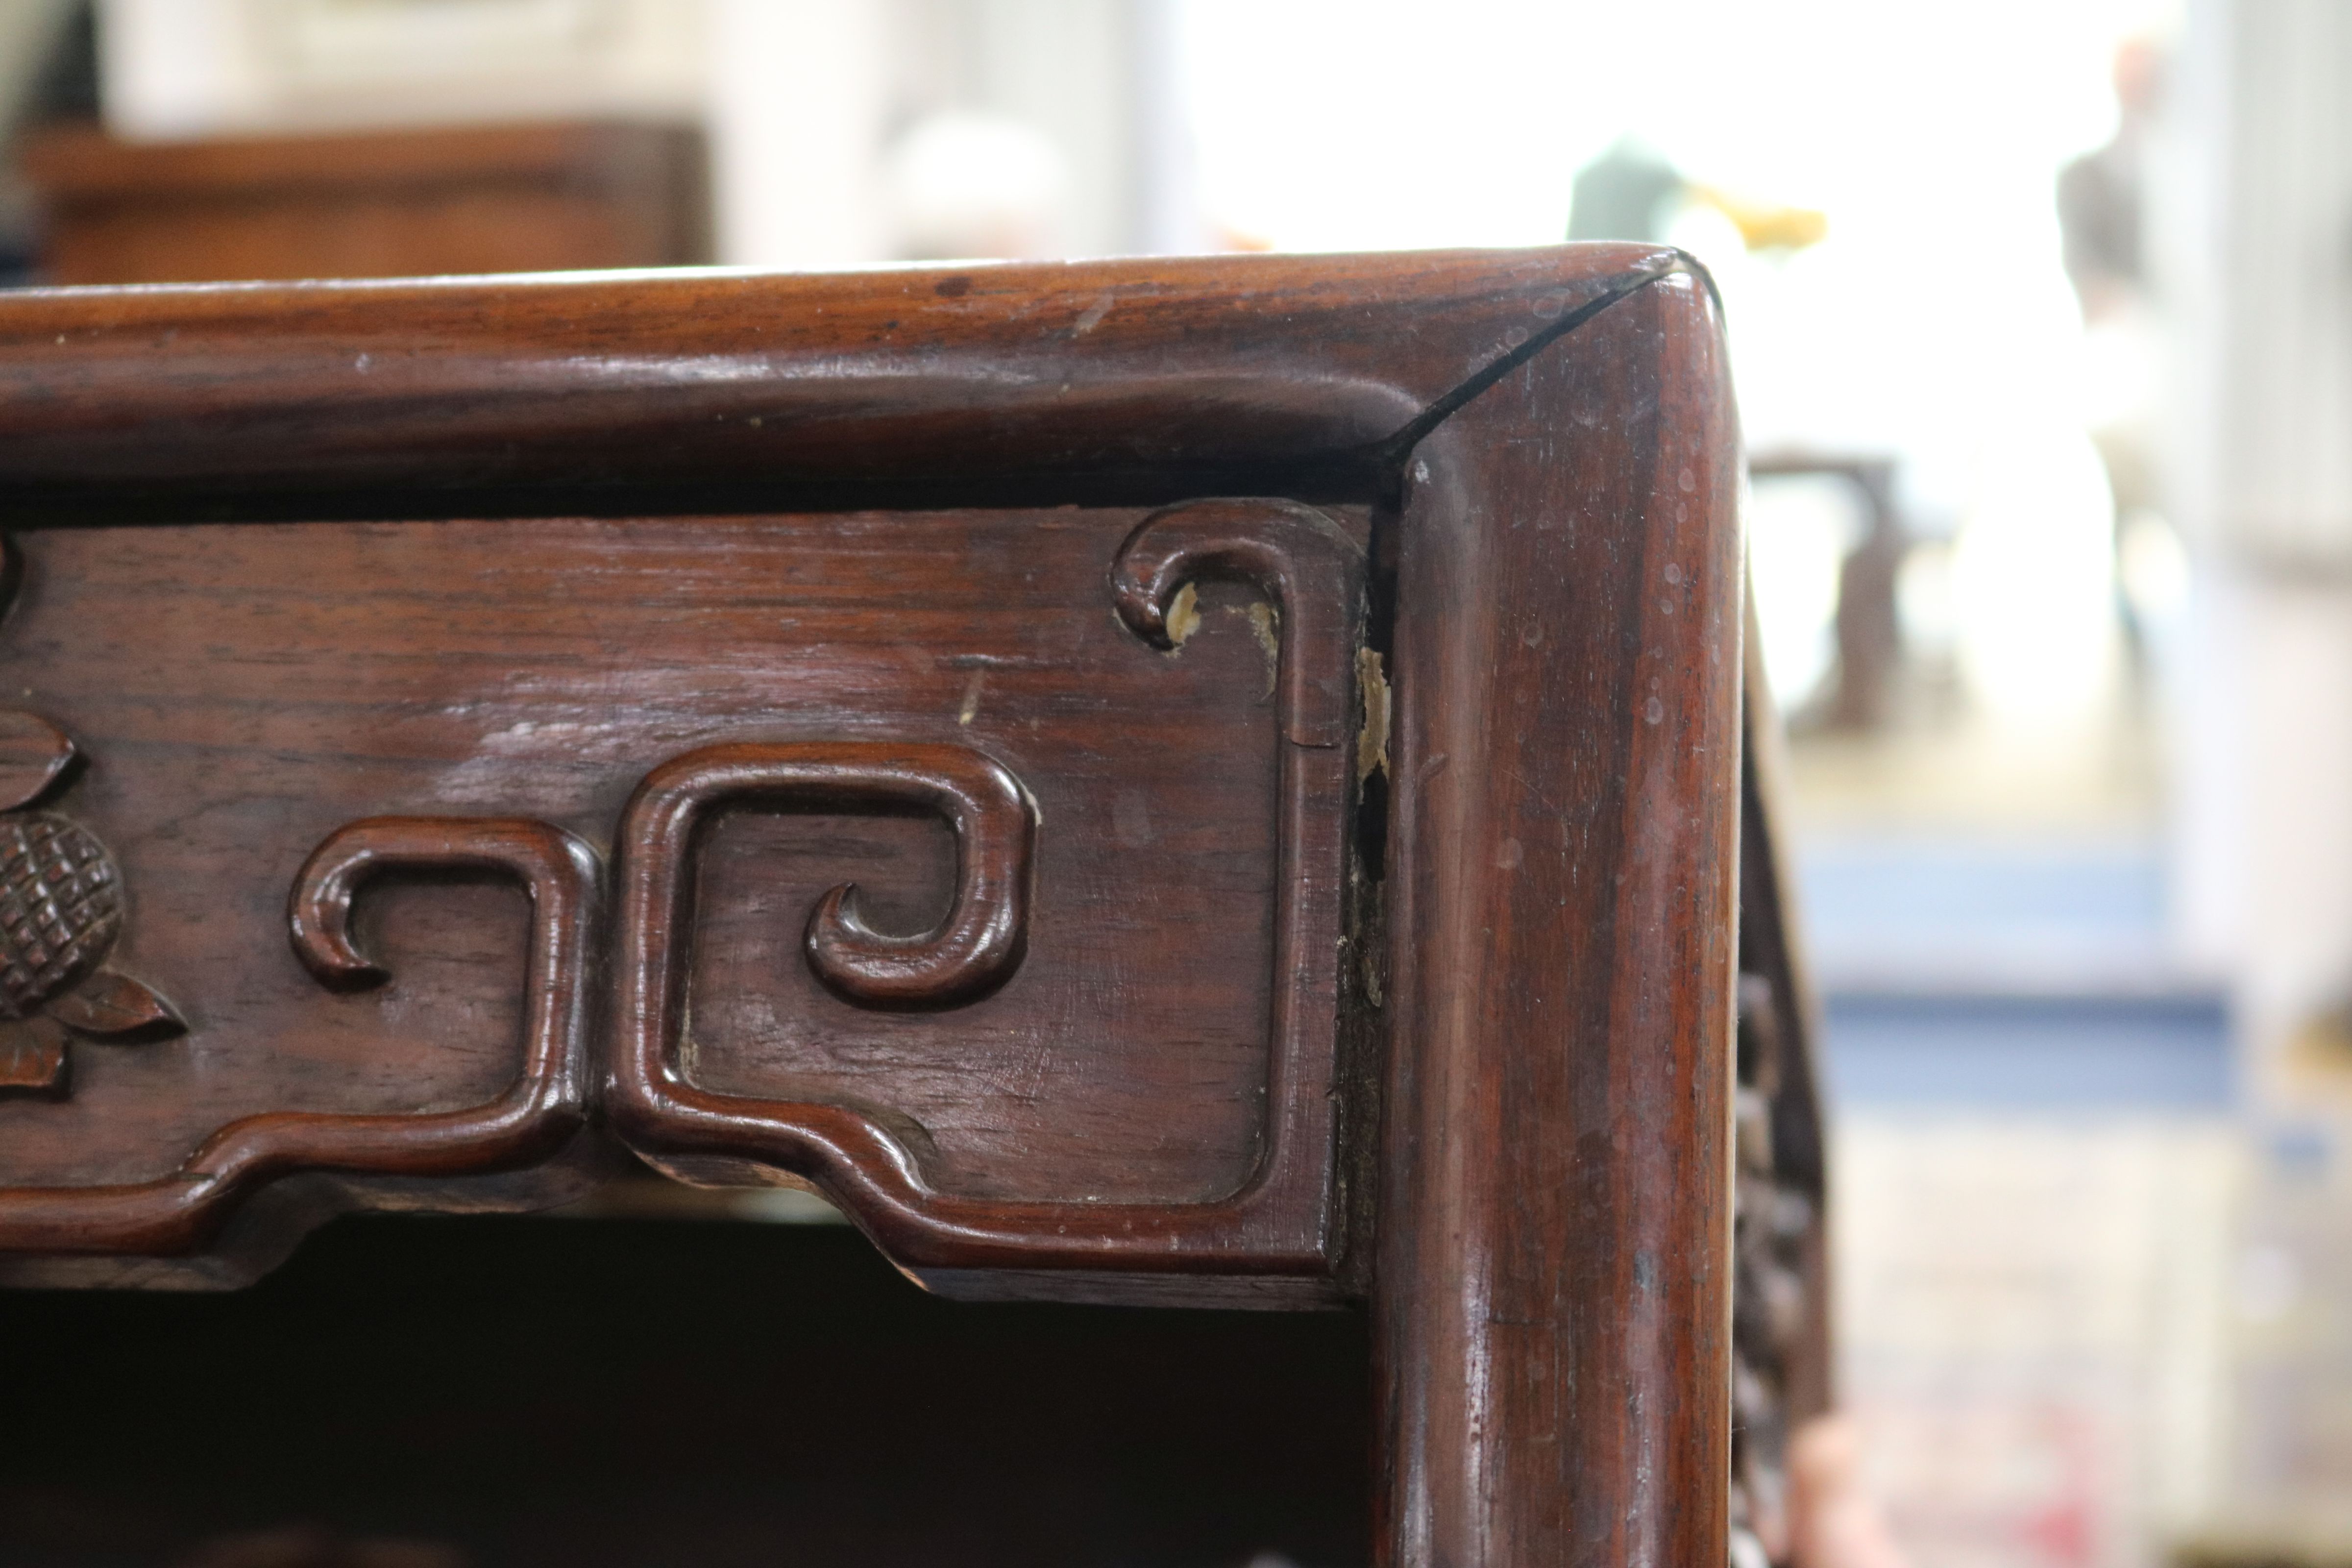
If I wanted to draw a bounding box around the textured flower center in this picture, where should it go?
[0,812,122,1020]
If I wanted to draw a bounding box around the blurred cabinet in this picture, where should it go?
[19,119,709,284]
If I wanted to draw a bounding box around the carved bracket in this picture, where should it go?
[0,816,599,1255]
[607,499,1365,1287]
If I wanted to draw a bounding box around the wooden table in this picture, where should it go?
[0,246,1823,1566]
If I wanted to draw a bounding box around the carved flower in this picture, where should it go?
[0,710,184,1094]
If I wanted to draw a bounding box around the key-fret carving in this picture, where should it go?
[608,498,1367,1296]
[0,815,598,1256]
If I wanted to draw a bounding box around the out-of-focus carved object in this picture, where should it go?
[1728,603,1837,1568]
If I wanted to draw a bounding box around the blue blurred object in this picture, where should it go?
[1801,835,2230,1109]
[1802,836,2171,992]
[1823,991,2231,1110]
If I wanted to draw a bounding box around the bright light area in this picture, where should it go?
[1177,0,2176,729]
[1750,475,1864,707]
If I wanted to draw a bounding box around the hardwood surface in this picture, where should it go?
[0,246,1751,1567]
[0,507,1345,1297]
[1375,267,1740,1568]
[19,120,710,285]
[0,246,1681,512]
[606,499,1367,1300]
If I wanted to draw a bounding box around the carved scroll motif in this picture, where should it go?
[1104,498,1366,1254]
[609,499,1366,1286]
[611,742,1036,1014]
[0,816,599,1256]
[608,741,1041,1175]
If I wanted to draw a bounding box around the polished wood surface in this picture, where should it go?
[0,246,1753,1566]
[0,507,1337,1299]
[604,498,1367,1302]
[0,247,1677,511]
[0,701,187,1094]
[20,120,710,285]
[1375,266,1739,1568]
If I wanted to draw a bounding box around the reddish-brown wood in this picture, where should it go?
[1374,268,1740,1568]
[616,740,1039,1012]
[0,508,1330,1295]
[0,702,185,1095]
[596,498,1366,1302]
[19,120,710,286]
[0,246,1680,512]
[0,246,1756,1565]
[0,814,598,1273]
[0,708,77,811]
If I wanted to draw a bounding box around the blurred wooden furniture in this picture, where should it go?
[1733,609,1837,1564]
[0,246,1813,1565]
[19,120,709,285]
[1749,450,1908,730]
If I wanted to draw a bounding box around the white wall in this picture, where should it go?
[2161,0,2352,1529]
[2163,0,2352,1072]
[92,0,1173,268]
[705,0,894,268]
[97,0,705,141]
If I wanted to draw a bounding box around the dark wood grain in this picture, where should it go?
[0,245,1681,515]
[614,740,1039,1012]
[0,701,186,1098]
[0,708,75,810]
[0,245,1760,1564]
[1375,268,1740,1568]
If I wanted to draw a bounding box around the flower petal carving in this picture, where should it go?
[48,969,186,1040]
[0,712,75,813]
[0,1017,68,1093]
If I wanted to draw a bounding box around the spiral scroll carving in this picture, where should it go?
[0,815,599,1257]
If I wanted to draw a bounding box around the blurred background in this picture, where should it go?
[0,1,2346,1566]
